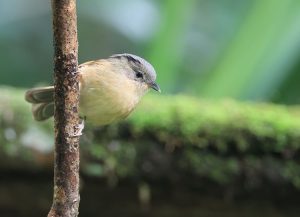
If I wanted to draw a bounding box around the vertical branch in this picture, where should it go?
[48,0,80,217]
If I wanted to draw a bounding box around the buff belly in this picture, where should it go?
[79,89,136,125]
[78,64,144,126]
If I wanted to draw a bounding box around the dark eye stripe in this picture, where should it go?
[125,55,141,64]
[111,54,141,65]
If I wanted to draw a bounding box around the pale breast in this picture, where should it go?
[78,61,143,125]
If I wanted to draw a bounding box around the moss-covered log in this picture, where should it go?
[1,86,300,192]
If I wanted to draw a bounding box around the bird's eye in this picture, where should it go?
[135,71,143,79]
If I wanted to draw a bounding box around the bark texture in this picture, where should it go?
[48,0,80,217]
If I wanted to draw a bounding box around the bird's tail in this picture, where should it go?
[25,86,55,121]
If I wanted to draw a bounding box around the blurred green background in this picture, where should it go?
[1,0,300,217]
[1,0,300,104]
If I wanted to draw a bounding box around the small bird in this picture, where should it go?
[25,54,160,126]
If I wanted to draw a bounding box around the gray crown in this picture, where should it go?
[110,53,157,82]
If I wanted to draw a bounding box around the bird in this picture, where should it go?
[25,53,160,127]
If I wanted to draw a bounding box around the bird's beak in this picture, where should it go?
[150,82,161,93]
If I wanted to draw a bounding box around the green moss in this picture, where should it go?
[129,94,300,153]
[1,87,300,189]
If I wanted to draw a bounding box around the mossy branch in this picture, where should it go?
[1,88,300,191]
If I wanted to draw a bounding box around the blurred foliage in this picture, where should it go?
[199,0,300,100]
[1,1,300,214]
[1,87,300,190]
[0,87,53,170]
[0,0,300,103]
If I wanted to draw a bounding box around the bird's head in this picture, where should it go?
[110,53,161,93]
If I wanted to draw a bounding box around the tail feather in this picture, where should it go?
[25,86,54,103]
[25,86,55,121]
[32,102,55,121]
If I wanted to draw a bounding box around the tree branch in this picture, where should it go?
[48,0,80,217]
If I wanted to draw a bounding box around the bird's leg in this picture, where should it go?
[72,117,85,137]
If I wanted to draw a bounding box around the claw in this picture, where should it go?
[72,118,85,137]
